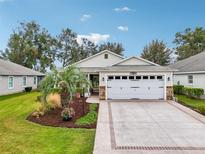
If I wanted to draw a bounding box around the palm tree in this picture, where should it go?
[39,66,90,107]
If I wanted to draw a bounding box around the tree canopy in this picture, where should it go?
[141,40,172,65]
[174,27,205,60]
[98,42,124,56]
[1,21,57,73]
[1,21,125,71]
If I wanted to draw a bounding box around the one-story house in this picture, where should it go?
[74,50,176,100]
[0,58,45,96]
[170,51,205,98]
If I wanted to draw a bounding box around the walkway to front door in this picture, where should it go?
[93,101,205,154]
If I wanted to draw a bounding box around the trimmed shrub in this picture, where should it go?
[183,87,204,99]
[173,85,184,94]
[25,87,32,92]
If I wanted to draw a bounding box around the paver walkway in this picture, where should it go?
[93,101,205,154]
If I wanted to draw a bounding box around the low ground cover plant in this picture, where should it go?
[176,94,205,115]
[75,104,98,126]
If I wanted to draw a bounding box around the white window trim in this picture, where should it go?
[22,76,27,87]
[8,76,14,89]
[34,76,37,85]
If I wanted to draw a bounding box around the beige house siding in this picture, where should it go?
[0,75,38,95]
[75,51,123,68]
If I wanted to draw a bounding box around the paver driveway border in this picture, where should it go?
[93,101,205,154]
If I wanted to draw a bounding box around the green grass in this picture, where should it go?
[0,92,95,154]
[176,94,205,114]
[76,104,98,126]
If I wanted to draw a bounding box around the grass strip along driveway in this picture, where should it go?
[176,94,205,115]
[0,92,95,154]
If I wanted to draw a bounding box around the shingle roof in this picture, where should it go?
[170,51,205,73]
[0,59,45,76]
[79,65,176,73]
[103,65,176,72]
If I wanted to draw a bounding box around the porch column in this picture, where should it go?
[87,73,90,96]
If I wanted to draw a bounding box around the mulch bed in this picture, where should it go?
[27,97,99,129]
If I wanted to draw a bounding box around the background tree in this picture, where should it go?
[79,38,98,59]
[1,21,56,73]
[174,27,205,60]
[98,42,124,55]
[57,28,80,67]
[141,40,172,65]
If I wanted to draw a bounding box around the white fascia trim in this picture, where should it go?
[99,70,175,73]
[174,71,205,74]
[112,56,160,66]
[70,50,124,67]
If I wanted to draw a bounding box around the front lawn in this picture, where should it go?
[176,94,205,115]
[0,92,95,154]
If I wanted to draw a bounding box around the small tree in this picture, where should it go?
[39,66,90,108]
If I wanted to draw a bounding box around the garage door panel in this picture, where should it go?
[107,75,164,100]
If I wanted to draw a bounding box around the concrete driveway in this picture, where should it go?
[93,101,205,154]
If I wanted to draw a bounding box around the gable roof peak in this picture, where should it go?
[112,56,160,66]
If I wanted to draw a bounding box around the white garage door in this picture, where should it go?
[107,75,164,100]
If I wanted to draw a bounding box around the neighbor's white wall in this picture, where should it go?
[0,75,38,95]
[174,74,205,91]
[99,72,173,87]
[117,57,151,66]
[75,52,123,67]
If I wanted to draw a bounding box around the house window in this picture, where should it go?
[108,76,114,80]
[104,54,108,59]
[157,76,163,80]
[23,76,27,87]
[129,76,134,80]
[150,76,155,80]
[34,76,37,85]
[8,76,14,89]
[122,76,127,80]
[143,76,148,80]
[177,81,180,85]
[188,75,193,84]
[115,76,120,80]
[136,76,141,80]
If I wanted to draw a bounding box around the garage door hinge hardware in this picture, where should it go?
[107,86,112,88]
[130,87,140,88]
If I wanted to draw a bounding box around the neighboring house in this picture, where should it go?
[170,51,205,97]
[0,59,45,96]
[74,50,176,100]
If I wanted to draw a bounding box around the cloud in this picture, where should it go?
[114,6,135,12]
[77,33,110,44]
[117,26,128,32]
[80,14,91,22]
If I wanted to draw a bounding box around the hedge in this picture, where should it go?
[174,85,204,99]
[183,87,204,99]
[173,85,184,95]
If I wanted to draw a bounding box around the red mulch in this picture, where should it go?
[27,98,99,129]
